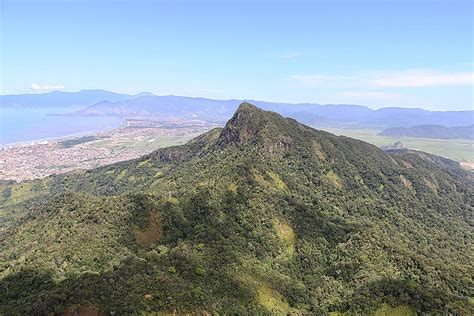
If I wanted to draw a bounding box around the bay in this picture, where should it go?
[0,107,123,145]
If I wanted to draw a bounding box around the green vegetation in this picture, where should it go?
[379,124,474,140]
[0,103,473,314]
[90,136,192,150]
[255,283,291,313]
[325,170,343,188]
[321,127,474,163]
[59,136,99,148]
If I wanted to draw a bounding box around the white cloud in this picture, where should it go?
[276,52,301,59]
[289,70,474,88]
[30,83,64,92]
[342,91,403,99]
[370,70,473,88]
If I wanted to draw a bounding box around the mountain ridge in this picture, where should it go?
[0,89,154,109]
[2,89,472,127]
[68,94,474,128]
[0,103,472,315]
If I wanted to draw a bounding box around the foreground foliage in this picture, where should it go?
[1,103,473,314]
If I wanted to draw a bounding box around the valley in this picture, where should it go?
[320,127,474,169]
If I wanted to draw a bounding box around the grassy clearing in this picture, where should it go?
[273,218,296,257]
[374,304,416,316]
[237,273,290,313]
[253,170,288,192]
[135,210,164,247]
[329,304,415,316]
[267,171,288,191]
[313,141,326,160]
[326,170,343,189]
[9,181,36,204]
[256,284,291,313]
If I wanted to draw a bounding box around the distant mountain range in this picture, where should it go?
[0,89,152,109]
[1,90,473,128]
[379,124,474,139]
[71,95,473,128]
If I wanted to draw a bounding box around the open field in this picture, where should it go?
[320,127,474,165]
[89,135,191,150]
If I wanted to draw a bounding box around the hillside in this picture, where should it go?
[1,103,473,315]
[379,124,474,139]
[66,93,473,128]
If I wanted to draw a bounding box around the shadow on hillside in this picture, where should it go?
[0,253,254,315]
[336,278,472,315]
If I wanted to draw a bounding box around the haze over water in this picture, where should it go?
[0,108,122,145]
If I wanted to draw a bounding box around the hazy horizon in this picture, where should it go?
[1,0,473,111]
[2,88,474,112]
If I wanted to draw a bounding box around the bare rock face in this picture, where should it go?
[157,148,191,162]
[264,138,293,155]
[217,102,294,154]
[218,102,264,145]
[219,126,241,144]
[216,103,298,157]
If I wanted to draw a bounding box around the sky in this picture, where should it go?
[1,0,473,110]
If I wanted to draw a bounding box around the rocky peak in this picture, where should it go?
[217,102,270,145]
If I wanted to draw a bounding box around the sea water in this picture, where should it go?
[0,107,123,145]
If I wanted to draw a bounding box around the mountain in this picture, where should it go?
[0,89,153,109]
[70,94,474,128]
[1,103,473,315]
[68,95,241,122]
[2,90,472,127]
[379,124,474,139]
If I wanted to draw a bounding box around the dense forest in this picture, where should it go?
[1,103,473,315]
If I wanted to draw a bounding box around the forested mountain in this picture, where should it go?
[70,94,473,128]
[1,103,473,315]
[379,124,474,139]
[0,89,152,109]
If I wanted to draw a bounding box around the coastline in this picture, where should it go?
[0,119,213,182]
[0,118,125,149]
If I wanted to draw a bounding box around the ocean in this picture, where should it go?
[0,107,123,145]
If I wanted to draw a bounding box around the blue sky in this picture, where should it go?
[1,0,473,110]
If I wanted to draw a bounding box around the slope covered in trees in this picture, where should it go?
[1,103,473,315]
